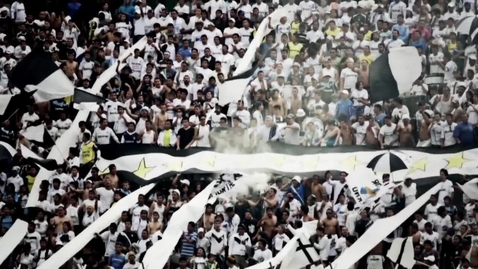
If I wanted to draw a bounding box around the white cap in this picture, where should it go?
[296,109,306,117]
[402,114,410,120]
[12,166,20,171]
[469,54,477,60]
[448,2,455,7]
[292,175,302,182]
[18,36,26,41]
[198,228,205,233]
[341,90,349,95]
[173,189,181,196]
[180,179,190,186]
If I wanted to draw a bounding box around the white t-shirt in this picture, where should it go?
[437,180,454,204]
[340,68,359,90]
[420,231,441,250]
[351,89,369,106]
[391,106,410,119]
[425,203,441,222]
[379,123,398,146]
[351,121,369,145]
[92,127,116,145]
[282,122,301,145]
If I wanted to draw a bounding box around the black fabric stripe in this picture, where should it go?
[295,240,317,264]
[389,154,408,172]
[0,144,13,161]
[470,17,478,38]
[395,237,408,265]
[9,48,60,89]
[97,143,474,160]
[369,52,399,103]
[0,90,36,123]
[74,88,107,104]
[366,153,386,170]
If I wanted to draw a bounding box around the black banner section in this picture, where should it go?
[97,143,476,160]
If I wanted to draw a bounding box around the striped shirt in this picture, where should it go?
[181,231,197,258]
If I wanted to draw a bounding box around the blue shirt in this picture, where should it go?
[375,113,386,126]
[392,24,409,43]
[119,3,135,20]
[412,39,427,52]
[181,231,197,258]
[109,254,126,269]
[1,215,13,229]
[454,122,475,146]
[335,99,355,119]
[67,2,81,17]
[178,47,192,58]
[285,183,305,205]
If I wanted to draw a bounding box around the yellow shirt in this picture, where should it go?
[291,22,300,34]
[325,28,341,39]
[288,42,303,59]
[81,141,96,164]
[26,175,35,191]
[447,41,457,54]
[359,53,375,65]
[364,30,373,41]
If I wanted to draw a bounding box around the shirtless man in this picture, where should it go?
[268,89,287,117]
[461,240,478,268]
[154,104,168,131]
[311,176,326,202]
[201,204,216,231]
[51,206,73,234]
[340,121,353,146]
[358,59,370,88]
[398,115,415,147]
[259,207,277,238]
[148,211,162,235]
[65,52,78,79]
[417,111,432,147]
[366,118,380,146]
[300,205,315,222]
[410,223,421,244]
[321,209,340,235]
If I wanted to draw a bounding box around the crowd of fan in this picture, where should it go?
[0,0,478,268]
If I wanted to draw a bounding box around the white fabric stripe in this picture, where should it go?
[0,94,13,115]
[389,47,422,96]
[29,69,75,102]
[21,123,45,143]
[218,78,251,106]
[456,16,476,34]
[233,9,288,75]
[142,181,216,268]
[0,220,28,265]
[91,37,148,93]
[37,183,156,269]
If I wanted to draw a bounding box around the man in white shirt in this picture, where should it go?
[351,115,369,146]
[92,119,120,145]
[282,114,301,145]
[7,166,23,192]
[379,116,399,148]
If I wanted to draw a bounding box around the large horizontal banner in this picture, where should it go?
[94,145,478,182]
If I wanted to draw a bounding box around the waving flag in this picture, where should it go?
[387,237,415,269]
[9,48,74,102]
[369,47,422,103]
